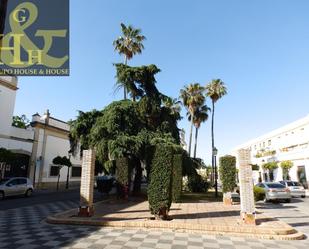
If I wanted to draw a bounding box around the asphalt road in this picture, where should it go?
[0,188,103,211]
[1,190,309,248]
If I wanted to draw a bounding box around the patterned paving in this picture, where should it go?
[1,198,309,248]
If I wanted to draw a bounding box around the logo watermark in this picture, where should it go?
[0,0,69,76]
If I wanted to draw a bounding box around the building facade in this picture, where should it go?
[232,115,309,189]
[0,76,82,189]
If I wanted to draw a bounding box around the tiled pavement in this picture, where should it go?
[1,199,309,248]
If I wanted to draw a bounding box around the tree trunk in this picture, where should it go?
[193,127,199,158]
[211,100,215,184]
[66,166,70,189]
[188,115,194,157]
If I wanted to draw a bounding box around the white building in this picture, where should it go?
[0,76,82,189]
[232,115,309,189]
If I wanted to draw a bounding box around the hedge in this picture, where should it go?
[253,186,265,201]
[115,157,131,199]
[148,144,173,219]
[171,153,182,202]
[219,155,237,193]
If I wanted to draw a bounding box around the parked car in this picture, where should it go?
[0,177,34,200]
[279,181,306,198]
[256,182,291,203]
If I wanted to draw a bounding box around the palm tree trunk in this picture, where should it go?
[211,100,215,183]
[188,116,194,157]
[193,127,198,158]
[123,55,128,100]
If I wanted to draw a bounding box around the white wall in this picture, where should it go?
[0,84,16,136]
[41,135,81,183]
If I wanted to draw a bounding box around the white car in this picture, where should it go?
[256,182,291,202]
[0,177,34,200]
[279,181,306,198]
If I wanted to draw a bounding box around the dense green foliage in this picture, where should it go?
[148,144,173,218]
[253,186,265,201]
[115,157,131,198]
[69,63,184,196]
[0,148,14,163]
[251,164,259,171]
[52,156,72,167]
[187,173,209,193]
[262,161,278,171]
[12,115,29,129]
[171,153,183,202]
[219,155,237,193]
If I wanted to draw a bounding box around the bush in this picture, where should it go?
[219,155,237,193]
[97,177,114,194]
[187,173,209,193]
[172,153,183,202]
[253,186,265,201]
[148,144,173,219]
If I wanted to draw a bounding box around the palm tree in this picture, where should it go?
[205,79,227,194]
[180,83,205,156]
[187,105,211,158]
[113,23,146,100]
[162,97,182,120]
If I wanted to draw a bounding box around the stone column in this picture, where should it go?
[78,149,95,217]
[238,149,255,224]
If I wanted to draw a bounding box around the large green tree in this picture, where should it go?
[180,83,205,156]
[205,79,227,188]
[70,64,181,195]
[113,23,146,100]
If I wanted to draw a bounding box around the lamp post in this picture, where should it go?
[213,147,218,197]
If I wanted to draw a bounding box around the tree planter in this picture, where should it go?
[223,192,233,205]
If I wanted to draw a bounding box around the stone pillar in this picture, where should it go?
[238,149,255,224]
[78,149,95,217]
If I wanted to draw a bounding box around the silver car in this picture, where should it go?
[0,177,34,200]
[256,182,291,203]
[279,181,306,198]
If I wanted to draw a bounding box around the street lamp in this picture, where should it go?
[213,147,218,197]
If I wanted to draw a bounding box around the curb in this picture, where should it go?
[46,213,304,240]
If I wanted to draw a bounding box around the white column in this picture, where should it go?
[78,149,95,217]
[238,149,256,224]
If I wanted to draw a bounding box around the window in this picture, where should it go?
[18,178,27,185]
[6,179,19,186]
[268,140,271,146]
[263,142,265,147]
[50,166,60,176]
[254,145,257,150]
[71,166,82,177]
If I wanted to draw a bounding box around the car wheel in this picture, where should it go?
[0,191,4,200]
[285,199,291,203]
[263,196,269,203]
[301,195,306,198]
[25,189,33,197]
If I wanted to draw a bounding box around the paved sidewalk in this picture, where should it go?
[47,199,304,240]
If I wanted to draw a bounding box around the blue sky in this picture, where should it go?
[15,0,309,163]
